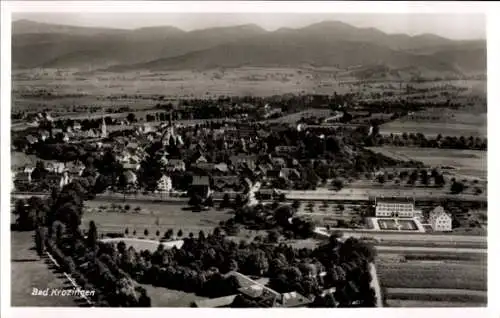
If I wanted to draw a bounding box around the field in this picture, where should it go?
[380,109,486,137]
[367,146,487,179]
[11,231,80,306]
[82,201,233,236]
[265,108,333,124]
[142,284,207,307]
[377,262,487,291]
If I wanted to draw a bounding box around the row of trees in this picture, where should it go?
[19,176,152,307]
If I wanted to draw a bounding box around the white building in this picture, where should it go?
[157,175,173,193]
[428,206,452,232]
[375,197,415,218]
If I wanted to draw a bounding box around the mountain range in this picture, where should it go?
[12,19,486,77]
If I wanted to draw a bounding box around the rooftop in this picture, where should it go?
[192,176,210,186]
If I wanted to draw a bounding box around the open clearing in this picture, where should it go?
[11,231,79,306]
[367,146,486,179]
[142,284,207,307]
[82,201,232,236]
[380,110,486,137]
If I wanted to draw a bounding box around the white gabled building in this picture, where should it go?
[429,206,452,232]
[157,175,173,193]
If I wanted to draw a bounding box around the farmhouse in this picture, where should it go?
[375,197,415,218]
[428,206,452,232]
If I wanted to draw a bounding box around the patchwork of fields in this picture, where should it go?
[367,147,487,179]
[380,111,486,137]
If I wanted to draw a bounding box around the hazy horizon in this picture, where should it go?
[12,13,486,40]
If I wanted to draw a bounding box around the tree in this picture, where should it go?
[267,230,280,243]
[451,181,465,194]
[34,226,46,256]
[376,175,385,184]
[87,221,98,250]
[221,193,230,209]
[233,194,243,208]
[126,113,136,123]
[144,229,149,237]
[292,200,301,210]
[125,228,129,235]
[332,179,343,191]
[177,229,183,238]
[156,230,160,237]
[133,229,137,236]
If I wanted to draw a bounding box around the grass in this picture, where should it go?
[142,284,208,307]
[11,231,80,307]
[380,110,486,137]
[377,262,487,291]
[367,146,487,179]
[82,201,233,237]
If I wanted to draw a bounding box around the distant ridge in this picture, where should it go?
[12,19,486,76]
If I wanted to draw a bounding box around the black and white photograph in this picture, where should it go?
[1,1,495,315]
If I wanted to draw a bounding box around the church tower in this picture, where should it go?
[100,116,107,138]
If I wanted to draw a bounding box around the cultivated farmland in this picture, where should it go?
[380,110,486,137]
[82,201,233,236]
[367,147,487,179]
[377,261,487,291]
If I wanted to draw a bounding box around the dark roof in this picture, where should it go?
[192,176,210,186]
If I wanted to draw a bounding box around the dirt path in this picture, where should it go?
[369,263,383,307]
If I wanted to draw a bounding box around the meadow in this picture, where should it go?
[380,110,487,137]
[367,146,487,180]
[82,201,233,237]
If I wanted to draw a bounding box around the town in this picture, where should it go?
[9,15,487,309]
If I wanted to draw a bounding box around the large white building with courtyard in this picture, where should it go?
[375,197,415,218]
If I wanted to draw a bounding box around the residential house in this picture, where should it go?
[375,197,415,218]
[191,176,211,199]
[123,163,141,171]
[51,128,63,136]
[275,146,298,154]
[165,159,186,172]
[14,172,32,190]
[26,135,38,145]
[280,168,301,182]
[65,162,85,178]
[39,130,50,141]
[271,157,286,169]
[73,122,82,131]
[429,206,452,232]
[45,172,70,189]
[46,162,66,174]
[212,176,241,192]
[157,174,173,193]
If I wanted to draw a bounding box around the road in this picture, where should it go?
[369,263,383,307]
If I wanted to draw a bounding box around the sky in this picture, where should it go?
[12,12,486,40]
